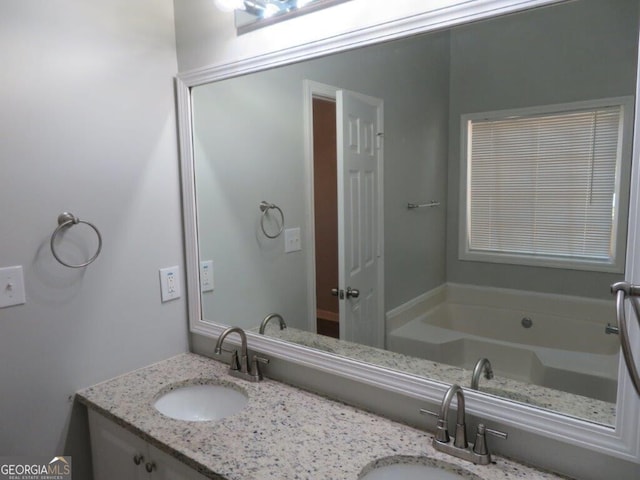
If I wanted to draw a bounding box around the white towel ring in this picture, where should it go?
[259,201,284,239]
[50,212,103,268]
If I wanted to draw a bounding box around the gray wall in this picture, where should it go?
[193,70,310,329]
[193,31,450,328]
[0,1,187,477]
[446,0,639,299]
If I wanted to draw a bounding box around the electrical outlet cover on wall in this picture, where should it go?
[159,266,181,302]
[200,260,214,292]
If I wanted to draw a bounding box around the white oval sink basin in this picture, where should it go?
[361,464,466,480]
[154,383,248,422]
[359,457,482,480]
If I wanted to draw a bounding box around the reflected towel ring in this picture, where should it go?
[259,201,284,239]
[50,212,103,268]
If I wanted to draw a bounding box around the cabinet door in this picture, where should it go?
[88,410,148,480]
[148,445,210,480]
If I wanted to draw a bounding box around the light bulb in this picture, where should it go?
[214,0,246,12]
[261,3,280,18]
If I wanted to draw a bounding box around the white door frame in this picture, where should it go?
[302,80,385,341]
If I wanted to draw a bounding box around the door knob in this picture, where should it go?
[331,287,344,299]
[346,287,360,299]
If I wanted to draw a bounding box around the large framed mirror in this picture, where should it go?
[177,0,640,462]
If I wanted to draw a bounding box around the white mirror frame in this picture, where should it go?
[176,0,640,463]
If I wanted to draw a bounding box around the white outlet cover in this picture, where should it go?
[200,260,214,292]
[159,266,181,302]
[0,266,26,308]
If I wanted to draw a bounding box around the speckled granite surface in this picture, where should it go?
[260,326,616,425]
[77,353,569,480]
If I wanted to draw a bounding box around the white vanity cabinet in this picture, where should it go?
[88,410,209,480]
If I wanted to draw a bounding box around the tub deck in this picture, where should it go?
[386,283,619,402]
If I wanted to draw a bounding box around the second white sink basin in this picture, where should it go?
[154,383,248,422]
[361,464,466,480]
[359,457,482,480]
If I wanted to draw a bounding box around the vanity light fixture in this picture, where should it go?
[215,0,352,33]
[216,0,327,18]
[214,0,246,12]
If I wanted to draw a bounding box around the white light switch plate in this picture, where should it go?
[159,266,181,302]
[0,266,26,308]
[284,227,302,253]
[200,260,214,292]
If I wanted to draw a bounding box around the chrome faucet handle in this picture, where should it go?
[214,347,241,371]
[419,408,449,443]
[419,408,438,417]
[472,423,508,456]
[485,426,508,439]
[473,424,489,455]
[251,355,269,380]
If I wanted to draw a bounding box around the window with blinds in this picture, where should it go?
[460,98,633,272]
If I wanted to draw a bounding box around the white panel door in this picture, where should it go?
[336,89,383,348]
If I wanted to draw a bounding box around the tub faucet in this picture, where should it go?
[471,358,494,390]
[214,326,268,382]
[259,313,287,334]
[419,384,507,465]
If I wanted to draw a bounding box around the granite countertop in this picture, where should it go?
[262,326,616,425]
[77,353,568,480]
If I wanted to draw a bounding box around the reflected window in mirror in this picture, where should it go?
[460,98,633,273]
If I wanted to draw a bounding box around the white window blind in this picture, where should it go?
[463,101,628,271]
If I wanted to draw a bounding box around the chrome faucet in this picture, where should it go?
[435,384,468,447]
[259,313,287,334]
[420,384,507,465]
[471,358,494,390]
[214,326,269,382]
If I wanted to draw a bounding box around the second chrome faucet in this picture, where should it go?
[471,358,494,390]
[259,313,287,334]
[214,326,269,382]
[420,384,507,465]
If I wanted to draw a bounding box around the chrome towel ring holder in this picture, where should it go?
[610,281,640,396]
[50,212,103,268]
[259,201,284,239]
